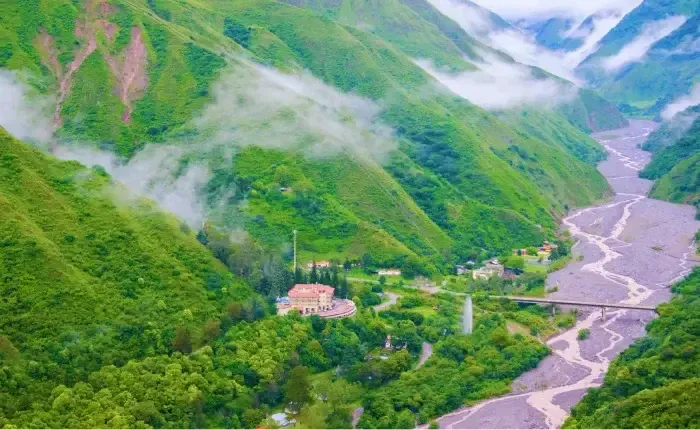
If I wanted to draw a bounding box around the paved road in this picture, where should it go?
[416,342,433,369]
[373,292,400,312]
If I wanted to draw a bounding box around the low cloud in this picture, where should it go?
[484,30,580,81]
[601,16,687,72]
[563,10,634,65]
[426,0,579,80]
[54,145,215,228]
[469,0,641,20]
[416,54,576,110]
[0,70,53,145]
[0,61,397,229]
[662,84,700,121]
[197,63,395,163]
[427,0,640,77]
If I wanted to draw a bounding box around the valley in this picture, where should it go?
[1,0,699,428]
[434,120,699,428]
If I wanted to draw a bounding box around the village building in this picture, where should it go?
[456,265,467,275]
[307,260,332,269]
[377,269,401,276]
[472,259,505,280]
[285,283,334,314]
[539,241,558,253]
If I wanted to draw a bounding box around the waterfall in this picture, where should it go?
[463,295,473,334]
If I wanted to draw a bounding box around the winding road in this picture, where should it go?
[433,120,700,429]
[373,291,400,312]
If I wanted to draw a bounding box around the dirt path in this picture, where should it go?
[432,120,700,429]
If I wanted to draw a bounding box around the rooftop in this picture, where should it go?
[288,283,335,298]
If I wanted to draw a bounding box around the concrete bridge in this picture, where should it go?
[487,295,658,321]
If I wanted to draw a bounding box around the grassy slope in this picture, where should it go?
[565,269,700,429]
[649,153,700,210]
[244,0,610,208]
[641,115,700,213]
[641,114,699,215]
[641,119,700,212]
[0,0,611,268]
[0,125,253,357]
[277,0,475,71]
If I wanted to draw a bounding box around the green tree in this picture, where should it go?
[223,17,251,48]
[331,267,339,288]
[284,366,312,413]
[172,325,192,354]
[338,277,349,299]
[504,256,525,273]
[295,266,307,284]
[310,262,319,284]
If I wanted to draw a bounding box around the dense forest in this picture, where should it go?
[565,269,700,428]
[0,125,565,428]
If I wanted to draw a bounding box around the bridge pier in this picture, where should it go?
[551,306,556,317]
[601,307,606,323]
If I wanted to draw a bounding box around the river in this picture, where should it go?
[434,120,700,429]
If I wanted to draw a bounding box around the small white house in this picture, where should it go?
[378,269,401,276]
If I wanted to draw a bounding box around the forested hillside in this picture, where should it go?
[640,109,700,216]
[0,0,620,274]
[0,126,263,425]
[0,131,557,427]
[0,126,255,357]
[565,269,700,428]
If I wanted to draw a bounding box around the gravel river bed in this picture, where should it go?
[433,120,700,429]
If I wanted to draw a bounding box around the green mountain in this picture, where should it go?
[524,16,583,51]
[565,269,700,429]
[390,0,628,132]
[0,124,256,381]
[0,0,618,275]
[641,111,700,214]
[576,0,700,116]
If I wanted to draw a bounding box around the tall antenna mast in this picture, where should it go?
[293,230,297,272]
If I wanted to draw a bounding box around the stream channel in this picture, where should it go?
[434,120,699,429]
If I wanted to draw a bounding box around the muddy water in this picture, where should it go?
[435,120,699,429]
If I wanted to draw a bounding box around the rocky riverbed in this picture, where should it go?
[434,120,700,429]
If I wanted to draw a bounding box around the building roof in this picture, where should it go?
[288,284,335,298]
